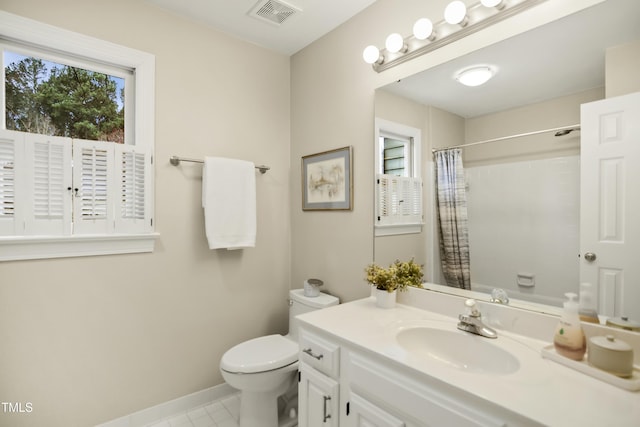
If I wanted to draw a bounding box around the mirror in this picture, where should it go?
[374,0,640,317]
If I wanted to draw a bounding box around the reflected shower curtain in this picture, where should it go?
[434,149,471,290]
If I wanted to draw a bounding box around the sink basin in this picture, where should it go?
[396,326,520,374]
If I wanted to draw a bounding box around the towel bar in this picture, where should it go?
[170,155,270,174]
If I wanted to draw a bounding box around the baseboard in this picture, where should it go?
[96,383,237,427]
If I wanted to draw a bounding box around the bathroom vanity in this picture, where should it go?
[296,289,640,427]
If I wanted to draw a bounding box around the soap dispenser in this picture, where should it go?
[553,292,586,361]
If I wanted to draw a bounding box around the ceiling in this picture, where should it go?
[381,0,640,118]
[146,0,379,55]
[144,0,640,116]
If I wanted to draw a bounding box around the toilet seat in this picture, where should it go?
[220,334,298,374]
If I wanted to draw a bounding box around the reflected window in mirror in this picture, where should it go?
[382,136,411,176]
[374,118,423,236]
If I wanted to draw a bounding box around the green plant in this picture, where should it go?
[365,258,424,293]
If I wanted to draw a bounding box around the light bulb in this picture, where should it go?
[481,0,505,9]
[385,33,406,53]
[444,1,468,26]
[413,18,435,41]
[363,45,381,64]
[456,66,494,87]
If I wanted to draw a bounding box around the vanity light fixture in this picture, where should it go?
[455,66,495,86]
[385,33,408,53]
[481,0,506,10]
[444,1,469,26]
[363,0,547,73]
[363,45,384,65]
[413,18,436,41]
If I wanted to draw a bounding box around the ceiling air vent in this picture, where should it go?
[249,0,300,26]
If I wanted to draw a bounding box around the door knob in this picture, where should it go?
[584,252,597,262]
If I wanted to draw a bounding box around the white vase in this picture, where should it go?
[375,288,397,309]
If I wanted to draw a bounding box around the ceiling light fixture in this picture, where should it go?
[455,66,495,86]
[362,0,547,73]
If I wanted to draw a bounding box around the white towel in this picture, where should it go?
[202,157,256,250]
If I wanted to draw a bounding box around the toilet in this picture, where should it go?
[220,289,339,427]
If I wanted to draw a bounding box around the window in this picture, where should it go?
[0,11,157,261]
[374,118,423,236]
[381,136,412,177]
[4,48,130,142]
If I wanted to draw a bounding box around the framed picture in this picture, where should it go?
[302,146,353,211]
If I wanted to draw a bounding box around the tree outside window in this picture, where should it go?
[4,52,125,143]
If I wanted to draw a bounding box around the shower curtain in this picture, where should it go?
[434,149,471,290]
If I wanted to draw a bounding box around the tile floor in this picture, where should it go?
[144,393,240,427]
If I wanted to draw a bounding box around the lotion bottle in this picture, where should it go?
[553,292,586,361]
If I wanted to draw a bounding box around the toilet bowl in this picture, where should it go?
[220,289,339,427]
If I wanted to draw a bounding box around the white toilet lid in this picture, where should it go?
[220,334,298,374]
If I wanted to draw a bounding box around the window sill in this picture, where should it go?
[0,233,160,261]
[375,224,423,237]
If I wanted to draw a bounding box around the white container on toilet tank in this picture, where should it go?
[303,278,323,297]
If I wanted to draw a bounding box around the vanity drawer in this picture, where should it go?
[299,329,340,378]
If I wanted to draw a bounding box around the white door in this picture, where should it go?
[580,91,640,321]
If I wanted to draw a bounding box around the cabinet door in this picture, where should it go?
[299,363,339,427]
[349,393,405,427]
[348,351,508,427]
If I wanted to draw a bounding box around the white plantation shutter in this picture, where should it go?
[377,173,395,224]
[0,130,21,235]
[24,134,72,235]
[114,144,151,233]
[376,174,423,227]
[402,176,423,219]
[0,132,156,259]
[0,16,156,260]
[72,139,113,235]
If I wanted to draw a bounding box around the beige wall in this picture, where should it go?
[373,90,464,281]
[289,0,602,303]
[373,90,428,268]
[0,0,607,425]
[463,87,604,166]
[606,40,640,98]
[0,0,290,426]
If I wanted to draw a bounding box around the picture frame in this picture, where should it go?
[302,146,353,211]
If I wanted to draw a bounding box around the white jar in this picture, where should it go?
[303,278,323,297]
[587,335,634,378]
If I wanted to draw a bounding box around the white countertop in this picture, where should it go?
[297,296,640,427]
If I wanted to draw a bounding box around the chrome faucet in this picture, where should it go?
[457,299,497,339]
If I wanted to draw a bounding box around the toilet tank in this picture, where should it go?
[288,289,339,341]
